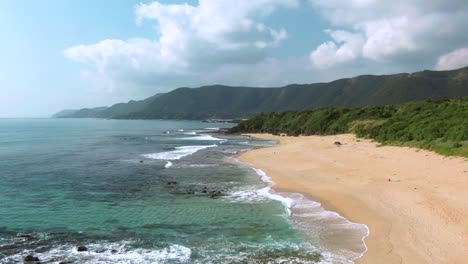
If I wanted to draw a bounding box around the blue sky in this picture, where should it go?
[1,0,467,117]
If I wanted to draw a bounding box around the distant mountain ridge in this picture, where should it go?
[54,66,468,120]
[52,109,78,118]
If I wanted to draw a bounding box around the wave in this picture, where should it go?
[252,168,274,184]
[165,161,173,168]
[228,168,294,215]
[1,242,191,264]
[203,127,220,131]
[229,165,369,263]
[188,164,216,168]
[179,134,224,141]
[183,131,197,135]
[142,145,217,160]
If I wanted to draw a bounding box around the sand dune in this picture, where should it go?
[239,134,468,264]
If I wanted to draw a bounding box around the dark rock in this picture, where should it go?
[35,246,51,253]
[111,249,118,253]
[59,261,73,264]
[77,246,88,252]
[167,181,178,186]
[17,234,32,239]
[208,191,223,199]
[24,255,40,261]
[140,160,144,163]
[334,141,342,145]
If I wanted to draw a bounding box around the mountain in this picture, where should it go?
[65,106,108,118]
[54,66,468,120]
[52,109,78,118]
[57,94,163,119]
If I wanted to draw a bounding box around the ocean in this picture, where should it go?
[0,118,367,263]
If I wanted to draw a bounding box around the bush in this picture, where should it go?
[229,97,468,157]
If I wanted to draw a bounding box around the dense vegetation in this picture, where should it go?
[55,67,468,120]
[230,97,468,157]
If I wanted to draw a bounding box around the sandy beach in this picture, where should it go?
[239,134,468,264]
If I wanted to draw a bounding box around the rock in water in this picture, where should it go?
[77,246,88,252]
[209,191,223,199]
[24,255,40,261]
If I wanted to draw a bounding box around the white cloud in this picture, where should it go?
[309,0,468,68]
[64,0,468,96]
[435,47,468,70]
[64,0,298,92]
[361,17,415,60]
[310,30,364,68]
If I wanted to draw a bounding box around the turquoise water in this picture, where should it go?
[0,119,333,263]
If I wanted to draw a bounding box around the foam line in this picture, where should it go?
[165,161,173,168]
[142,145,217,160]
[235,160,370,263]
[179,134,223,141]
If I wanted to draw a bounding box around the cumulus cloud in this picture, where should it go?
[64,0,468,95]
[309,0,468,68]
[435,47,468,70]
[310,30,364,69]
[64,0,298,92]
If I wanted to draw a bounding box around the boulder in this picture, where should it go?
[17,234,32,239]
[24,255,40,261]
[77,246,88,252]
[208,191,223,199]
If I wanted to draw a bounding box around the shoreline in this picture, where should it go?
[236,162,370,263]
[238,133,468,264]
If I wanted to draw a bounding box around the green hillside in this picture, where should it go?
[55,66,468,120]
[230,97,468,157]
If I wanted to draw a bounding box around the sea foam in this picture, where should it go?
[165,161,173,168]
[229,165,369,263]
[179,134,224,141]
[2,242,191,264]
[228,168,294,215]
[142,145,217,160]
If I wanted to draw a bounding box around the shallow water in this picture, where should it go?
[0,118,366,263]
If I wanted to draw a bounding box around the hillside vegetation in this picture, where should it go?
[230,97,468,157]
[55,67,468,120]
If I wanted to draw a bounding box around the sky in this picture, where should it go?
[1,0,467,117]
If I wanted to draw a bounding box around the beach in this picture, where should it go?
[239,134,468,264]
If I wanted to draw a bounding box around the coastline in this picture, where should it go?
[238,133,468,264]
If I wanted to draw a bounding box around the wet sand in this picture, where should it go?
[239,134,468,263]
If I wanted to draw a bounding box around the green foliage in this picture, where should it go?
[230,97,468,157]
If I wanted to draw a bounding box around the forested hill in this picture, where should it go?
[54,66,468,120]
[229,97,468,157]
